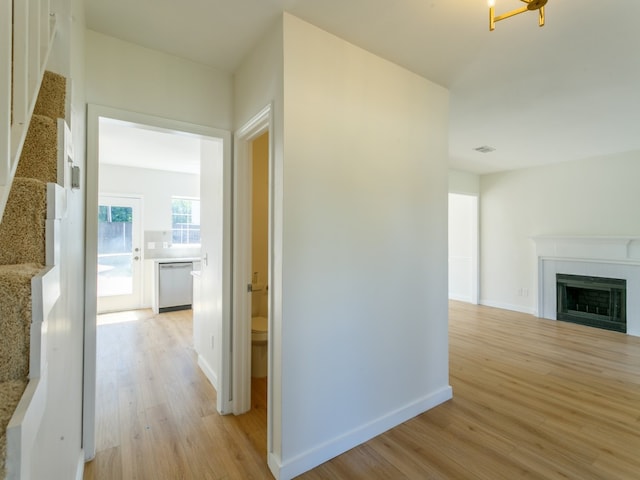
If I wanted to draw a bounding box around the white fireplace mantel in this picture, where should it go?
[531,235,640,264]
[531,235,640,337]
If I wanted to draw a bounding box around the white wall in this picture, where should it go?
[85,30,233,130]
[30,0,87,477]
[99,164,200,231]
[276,14,451,479]
[480,150,640,314]
[194,138,227,397]
[235,14,451,479]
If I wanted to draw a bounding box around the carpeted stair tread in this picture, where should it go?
[0,178,47,266]
[0,263,42,385]
[14,114,57,184]
[33,71,66,120]
[0,379,28,478]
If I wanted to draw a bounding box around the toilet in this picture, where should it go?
[251,315,268,378]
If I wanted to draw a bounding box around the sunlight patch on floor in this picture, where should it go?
[97,308,155,326]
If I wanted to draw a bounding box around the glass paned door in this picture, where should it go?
[97,195,143,313]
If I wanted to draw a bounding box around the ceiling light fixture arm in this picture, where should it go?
[489,0,547,31]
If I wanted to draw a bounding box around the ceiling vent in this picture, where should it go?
[474,145,496,154]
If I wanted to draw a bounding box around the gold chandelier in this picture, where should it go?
[489,0,547,31]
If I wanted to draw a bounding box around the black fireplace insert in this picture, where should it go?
[556,274,626,333]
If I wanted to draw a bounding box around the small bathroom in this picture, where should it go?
[250,131,269,378]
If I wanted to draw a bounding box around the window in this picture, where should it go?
[171,197,201,245]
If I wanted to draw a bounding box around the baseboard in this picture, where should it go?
[76,450,85,480]
[448,293,472,303]
[272,385,453,480]
[480,299,536,315]
[197,354,218,391]
[268,452,282,480]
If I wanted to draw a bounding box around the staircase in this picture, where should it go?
[1,1,69,476]
[0,70,67,479]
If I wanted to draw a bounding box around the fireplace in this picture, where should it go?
[532,236,640,337]
[556,274,626,333]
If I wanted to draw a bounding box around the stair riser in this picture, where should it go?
[0,272,34,383]
[0,179,47,266]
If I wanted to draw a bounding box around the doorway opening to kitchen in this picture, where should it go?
[84,104,232,460]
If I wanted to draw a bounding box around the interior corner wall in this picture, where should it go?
[279,13,451,479]
[449,169,480,195]
[479,150,640,314]
[85,29,233,130]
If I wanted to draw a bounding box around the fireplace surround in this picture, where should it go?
[532,236,640,337]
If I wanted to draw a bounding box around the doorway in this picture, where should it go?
[96,195,143,313]
[84,104,232,460]
[448,193,479,304]
[233,106,276,462]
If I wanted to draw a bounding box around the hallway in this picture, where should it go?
[83,309,270,479]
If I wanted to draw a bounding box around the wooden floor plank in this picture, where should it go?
[85,302,640,479]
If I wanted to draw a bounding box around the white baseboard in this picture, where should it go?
[76,450,85,480]
[480,299,536,315]
[271,385,453,480]
[197,354,218,391]
[448,293,473,303]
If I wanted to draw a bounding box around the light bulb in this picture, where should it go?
[488,0,495,7]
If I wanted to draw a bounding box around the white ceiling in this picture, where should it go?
[86,0,640,175]
[98,118,202,174]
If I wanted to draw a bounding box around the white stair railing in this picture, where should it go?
[0,1,12,204]
[0,0,57,222]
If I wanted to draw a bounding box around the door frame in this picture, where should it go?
[232,105,272,423]
[84,104,232,460]
[96,194,144,313]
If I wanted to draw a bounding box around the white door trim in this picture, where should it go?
[232,105,272,428]
[84,104,232,460]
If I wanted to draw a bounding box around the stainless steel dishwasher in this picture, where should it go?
[158,261,194,312]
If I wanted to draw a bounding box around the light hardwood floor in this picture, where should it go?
[84,302,640,479]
